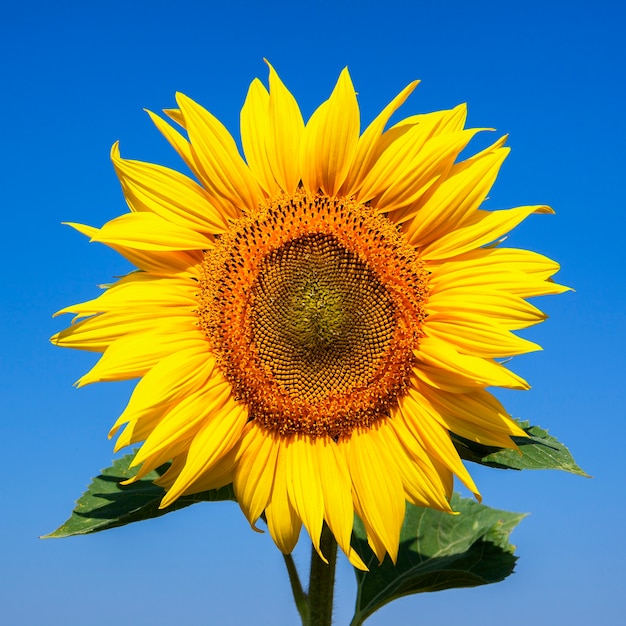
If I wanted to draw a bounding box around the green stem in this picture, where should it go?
[283,552,309,624]
[307,524,338,626]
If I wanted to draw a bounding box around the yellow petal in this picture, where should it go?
[346,424,405,563]
[428,248,570,299]
[316,437,368,570]
[56,272,198,320]
[149,453,188,489]
[129,434,199,482]
[402,138,508,243]
[120,449,188,486]
[285,435,326,561]
[111,142,230,234]
[413,337,529,391]
[77,323,205,386]
[433,102,468,134]
[300,68,360,196]
[109,344,215,439]
[430,270,569,301]
[64,222,98,238]
[431,246,563,281]
[145,109,196,172]
[374,106,457,156]
[149,107,257,219]
[163,108,185,127]
[421,205,554,260]
[234,424,280,531]
[240,78,281,196]
[132,376,231,466]
[64,221,202,275]
[424,317,541,358]
[427,287,547,330]
[395,396,480,499]
[114,415,160,453]
[389,418,454,505]
[173,452,236,495]
[160,398,248,507]
[354,114,475,208]
[52,309,184,353]
[153,446,238,495]
[115,247,201,277]
[339,80,419,196]
[375,128,484,214]
[266,61,305,193]
[91,212,214,251]
[414,380,527,446]
[378,418,454,509]
[176,92,263,216]
[63,222,202,275]
[354,118,435,204]
[265,443,302,554]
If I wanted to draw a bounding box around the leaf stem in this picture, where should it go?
[282,552,309,623]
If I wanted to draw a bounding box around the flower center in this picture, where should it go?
[198,191,428,439]
[250,233,396,403]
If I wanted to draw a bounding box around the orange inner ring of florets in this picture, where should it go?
[198,191,428,439]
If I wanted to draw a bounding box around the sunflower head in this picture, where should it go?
[53,63,567,569]
[197,191,428,441]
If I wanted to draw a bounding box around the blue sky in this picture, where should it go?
[2,1,625,624]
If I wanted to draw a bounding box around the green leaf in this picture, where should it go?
[453,421,588,476]
[350,494,525,626]
[43,451,235,538]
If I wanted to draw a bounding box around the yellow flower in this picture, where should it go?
[53,64,567,570]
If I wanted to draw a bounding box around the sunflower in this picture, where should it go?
[53,63,566,570]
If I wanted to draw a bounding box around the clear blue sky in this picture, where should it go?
[2,1,624,624]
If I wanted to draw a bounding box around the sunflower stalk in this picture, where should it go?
[306,524,338,626]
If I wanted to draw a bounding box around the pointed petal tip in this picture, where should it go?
[111,435,127,450]
[264,58,279,83]
[393,78,421,103]
[314,544,330,565]
[62,221,99,240]
[74,377,88,388]
[174,91,191,107]
[386,545,399,566]
[110,140,121,160]
[498,133,510,145]
[249,520,265,534]
[158,495,173,510]
[337,66,354,85]
[128,453,143,469]
[533,205,555,215]
[349,551,369,571]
